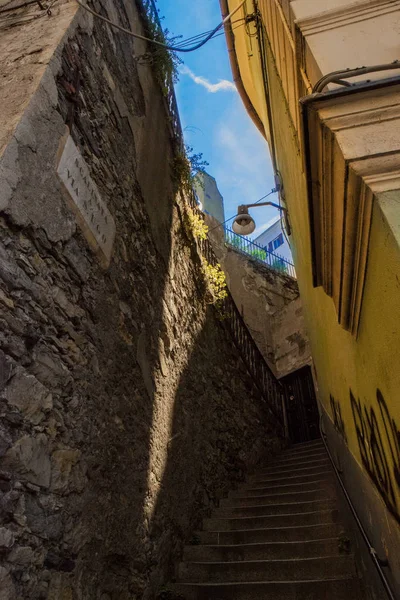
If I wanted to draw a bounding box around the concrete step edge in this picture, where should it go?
[280,448,326,458]
[197,522,341,534]
[286,440,324,448]
[206,509,337,521]
[257,460,330,475]
[236,479,333,493]
[174,576,354,586]
[248,471,333,483]
[219,499,334,510]
[228,489,328,500]
[181,554,353,566]
[185,538,341,550]
[271,451,327,463]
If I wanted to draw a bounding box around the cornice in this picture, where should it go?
[296,0,400,37]
[302,83,400,336]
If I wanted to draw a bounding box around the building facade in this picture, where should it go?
[254,215,293,263]
[194,171,225,224]
[221,0,400,594]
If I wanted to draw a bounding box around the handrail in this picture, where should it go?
[319,417,396,600]
[187,192,285,428]
[224,226,296,279]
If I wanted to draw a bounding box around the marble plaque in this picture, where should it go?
[57,135,116,266]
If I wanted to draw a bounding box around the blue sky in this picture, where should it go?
[156,0,279,237]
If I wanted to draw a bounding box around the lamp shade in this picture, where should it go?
[232,207,256,235]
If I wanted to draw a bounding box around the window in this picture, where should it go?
[267,234,284,253]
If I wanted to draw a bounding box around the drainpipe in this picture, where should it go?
[219,0,266,140]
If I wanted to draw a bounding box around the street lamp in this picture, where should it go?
[232,201,290,236]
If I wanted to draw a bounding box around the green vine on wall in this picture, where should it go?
[183,207,227,307]
[173,145,209,193]
[202,259,228,305]
[140,4,182,95]
[186,209,208,240]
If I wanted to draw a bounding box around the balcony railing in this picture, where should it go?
[224,227,296,279]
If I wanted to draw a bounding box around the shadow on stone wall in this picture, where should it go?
[0,4,283,599]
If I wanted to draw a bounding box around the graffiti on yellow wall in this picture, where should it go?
[330,395,348,444]
[350,389,400,523]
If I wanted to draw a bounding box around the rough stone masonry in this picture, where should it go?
[0,1,282,598]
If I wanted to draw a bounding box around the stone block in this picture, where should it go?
[5,369,53,425]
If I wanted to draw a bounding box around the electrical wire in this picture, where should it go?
[134,20,246,71]
[75,0,246,53]
[163,18,245,49]
[138,21,246,69]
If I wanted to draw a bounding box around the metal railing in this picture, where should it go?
[224,227,296,279]
[187,193,285,427]
[137,0,285,430]
[319,417,396,600]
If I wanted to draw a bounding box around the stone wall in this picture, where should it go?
[0,2,283,599]
[207,216,311,378]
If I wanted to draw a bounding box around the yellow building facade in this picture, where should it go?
[221,0,400,593]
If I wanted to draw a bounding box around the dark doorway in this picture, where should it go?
[281,366,320,444]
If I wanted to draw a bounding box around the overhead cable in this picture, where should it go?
[75,0,246,53]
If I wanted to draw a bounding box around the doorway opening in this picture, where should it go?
[281,365,320,444]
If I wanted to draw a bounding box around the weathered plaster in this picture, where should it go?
[207,216,311,378]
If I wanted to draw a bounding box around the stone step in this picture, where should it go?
[223,487,332,507]
[281,447,327,459]
[243,471,335,488]
[178,554,355,583]
[256,458,330,476]
[280,444,326,460]
[287,439,324,450]
[196,522,343,545]
[183,538,344,562]
[250,465,333,484]
[170,577,360,599]
[267,451,328,468]
[231,478,335,497]
[214,499,335,518]
[203,509,338,531]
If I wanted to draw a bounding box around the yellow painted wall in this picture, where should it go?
[226,0,400,536]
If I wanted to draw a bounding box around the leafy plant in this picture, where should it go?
[249,247,267,261]
[202,260,228,304]
[229,234,244,250]
[186,145,209,180]
[141,5,182,95]
[186,208,208,240]
[173,145,209,193]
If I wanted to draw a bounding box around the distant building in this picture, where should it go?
[194,171,225,224]
[253,216,292,263]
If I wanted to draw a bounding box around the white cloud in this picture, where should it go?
[180,66,237,93]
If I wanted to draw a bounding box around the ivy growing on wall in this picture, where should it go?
[202,259,228,304]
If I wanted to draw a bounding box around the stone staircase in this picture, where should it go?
[171,439,362,599]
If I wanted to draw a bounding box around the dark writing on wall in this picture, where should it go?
[330,394,347,444]
[350,389,400,523]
